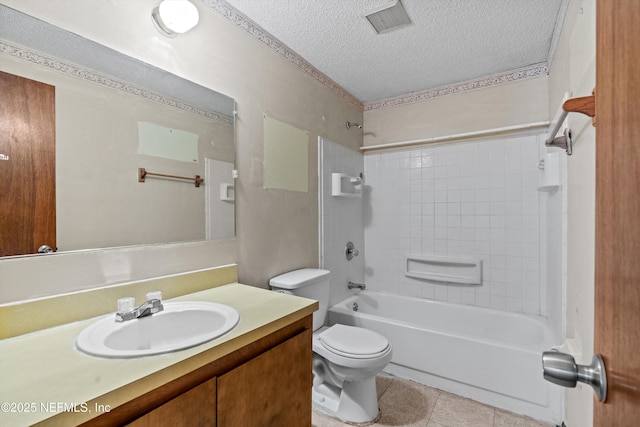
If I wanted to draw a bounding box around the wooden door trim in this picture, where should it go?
[594,0,640,424]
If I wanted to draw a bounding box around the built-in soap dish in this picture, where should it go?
[220,183,235,201]
[332,173,362,198]
[405,255,482,285]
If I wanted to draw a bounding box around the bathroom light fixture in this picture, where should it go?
[152,0,199,37]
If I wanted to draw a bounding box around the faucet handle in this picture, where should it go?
[146,291,162,301]
[345,242,360,261]
[117,297,135,313]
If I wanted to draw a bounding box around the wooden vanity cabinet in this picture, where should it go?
[125,377,217,427]
[86,315,313,427]
[217,327,311,425]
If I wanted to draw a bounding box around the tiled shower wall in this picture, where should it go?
[364,134,548,316]
[544,156,566,338]
[319,138,365,306]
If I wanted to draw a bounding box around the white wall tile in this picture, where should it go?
[320,138,365,306]
[363,133,552,316]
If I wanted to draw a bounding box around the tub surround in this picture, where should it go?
[363,134,547,316]
[319,138,365,307]
[0,280,318,426]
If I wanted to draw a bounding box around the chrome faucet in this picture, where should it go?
[115,291,164,322]
[345,242,360,261]
[348,281,366,291]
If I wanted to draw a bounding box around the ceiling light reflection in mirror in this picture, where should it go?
[152,0,200,37]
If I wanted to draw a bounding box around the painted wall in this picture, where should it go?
[363,76,549,147]
[548,0,596,425]
[0,0,362,300]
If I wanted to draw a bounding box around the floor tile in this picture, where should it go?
[377,378,440,422]
[373,408,431,427]
[312,374,552,427]
[312,409,348,427]
[429,392,495,427]
[376,373,395,399]
[493,409,552,427]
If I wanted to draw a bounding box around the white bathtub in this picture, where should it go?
[328,292,563,423]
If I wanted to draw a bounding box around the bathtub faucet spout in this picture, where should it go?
[348,281,366,291]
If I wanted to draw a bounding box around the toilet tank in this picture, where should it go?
[269,268,330,331]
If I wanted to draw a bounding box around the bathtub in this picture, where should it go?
[328,292,563,423]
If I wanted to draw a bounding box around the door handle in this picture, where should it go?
[542,350,607,402]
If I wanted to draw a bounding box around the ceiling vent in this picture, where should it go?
[365,0,411,34]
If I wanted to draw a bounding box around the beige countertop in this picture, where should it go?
[0,283,317,426]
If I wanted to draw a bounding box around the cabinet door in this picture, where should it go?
[217,329,312,427]
[126,377,216,427]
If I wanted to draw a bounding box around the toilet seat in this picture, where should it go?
[319,324,390,359]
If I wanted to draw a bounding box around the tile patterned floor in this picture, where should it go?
[312,374,553,427]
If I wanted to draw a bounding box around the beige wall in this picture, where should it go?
[0,0,362,300]
[363,76,549,147]
[548,0,596,425]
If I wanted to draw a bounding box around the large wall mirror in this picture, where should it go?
[0,5,235,257]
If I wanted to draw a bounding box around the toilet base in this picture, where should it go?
[312,376,380,424]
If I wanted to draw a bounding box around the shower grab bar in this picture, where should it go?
[360,121,549,152]
[138,167,203,187]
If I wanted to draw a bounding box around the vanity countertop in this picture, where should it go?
[0,283,317,427]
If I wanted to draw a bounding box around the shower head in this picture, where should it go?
[346,121,362,129]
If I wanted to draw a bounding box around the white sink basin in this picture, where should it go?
[75,301,240,358]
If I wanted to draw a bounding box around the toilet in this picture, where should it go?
[270,268,392,424]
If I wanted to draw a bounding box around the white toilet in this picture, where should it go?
[270,268,392,424]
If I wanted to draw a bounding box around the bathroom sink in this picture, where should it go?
[75,301,240,358]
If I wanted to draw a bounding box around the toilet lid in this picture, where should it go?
[319,324,390,358]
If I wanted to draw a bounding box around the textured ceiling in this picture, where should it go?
[221,0,566,105]
[0,4,235,118]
